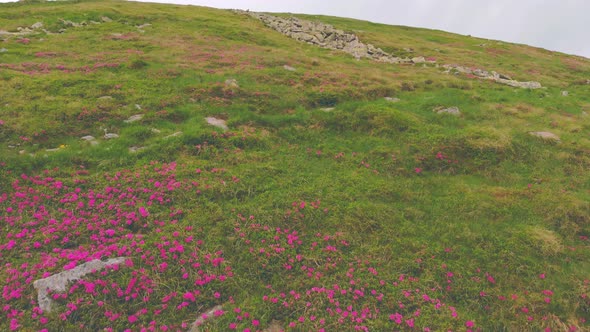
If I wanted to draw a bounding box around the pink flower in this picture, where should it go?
[414,168,422,174]
[252,320,259,326]
[229,323,237,329]
[128,315,138,323]
[465,320,475,328]
[539,273,546,279]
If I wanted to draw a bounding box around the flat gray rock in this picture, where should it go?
[384,97,400,102]
[529,131,560,142]
[33,257,128,312]
[81,135,96,141]
[436,106,461,116]
[205,117,228,130]
[124,114,144,123]
[283,65,296,71]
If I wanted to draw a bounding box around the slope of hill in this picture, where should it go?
[0,1,589,331]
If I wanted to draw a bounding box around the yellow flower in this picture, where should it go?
[59,144,66,149]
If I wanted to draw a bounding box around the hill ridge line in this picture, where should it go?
[239,10,542,89]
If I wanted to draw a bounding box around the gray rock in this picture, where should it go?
[225,79,239,88]
[283,65,296,71]
[436,106,461,116]
[129,146,145,153]
[97,95,113,100]
[124,114,144,123]
[411,56,425,63]
[31,22,43,29]
[137,23,152,29]
[104,133,119,139]
[80,135,96,141]
[45,148,60,152]
[561,90,569,96]
[33,257,128,312]
[0,48,7,53]
[135,104,142,110]
[529,131,560,142]
[101,16,112,23]
[151,128,161,134]
[384,97,400,102]
[205,117,228,131]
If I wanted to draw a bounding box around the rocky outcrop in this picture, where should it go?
[242,11,422,64]
[443,64,542,89]
[242,11,542,89]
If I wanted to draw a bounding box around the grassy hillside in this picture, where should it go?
[1,1,589,331]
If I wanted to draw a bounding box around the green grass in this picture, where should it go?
[1,1,589,331]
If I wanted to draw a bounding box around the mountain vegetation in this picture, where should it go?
[1,1,589,330]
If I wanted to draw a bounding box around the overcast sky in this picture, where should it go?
[1,0,588,58]
[136,0,590,59]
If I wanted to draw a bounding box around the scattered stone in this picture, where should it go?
[45,148,60,152]
[561,90,569,96]
[0,48,7,53]
[320,107,334,112]
[384,97,400,102]
[283,64,296,71]
[80,135,95,141]
[137,23,152,29]
[189,305,223,332]
[97,95,113,100]
[103,128,119,139]
[33,257,128,312]
[31,22,43,29]
[164,131,183,139]
[135,104,142,110]
[224,79,239,88]
[529,131,560,142]
[151,128,161,134]
[124,114,144,123]
[101,16,113,23]
[205,117,228,130]
[436,106,461,116]
[129,146,145,153]
[442,64,541,89]
[19,150,26,155]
